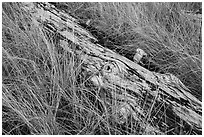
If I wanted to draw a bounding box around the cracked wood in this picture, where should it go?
[22,2,202,134]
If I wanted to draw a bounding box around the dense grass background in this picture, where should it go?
[2,2,202,135]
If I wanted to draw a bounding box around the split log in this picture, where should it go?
[22,2,202,135]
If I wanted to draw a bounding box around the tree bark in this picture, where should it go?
[22,2,202,135]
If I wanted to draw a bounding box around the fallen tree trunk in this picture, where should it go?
[22,2,202,135]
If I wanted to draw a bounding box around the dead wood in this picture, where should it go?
[22,2,202,135]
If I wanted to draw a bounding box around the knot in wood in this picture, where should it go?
[102,62,115,73]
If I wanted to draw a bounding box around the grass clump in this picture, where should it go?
[2,2,109,135]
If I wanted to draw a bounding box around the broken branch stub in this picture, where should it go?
[22,2,202,134]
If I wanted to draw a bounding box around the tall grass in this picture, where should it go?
[2,2,105,135]
[2,2,202,135]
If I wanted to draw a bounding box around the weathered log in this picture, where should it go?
[22,2,202,135]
